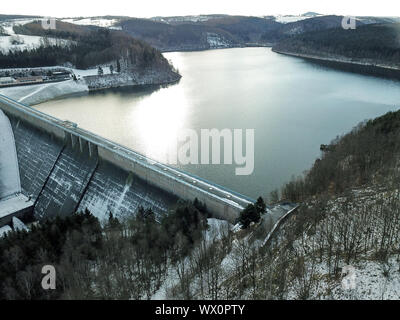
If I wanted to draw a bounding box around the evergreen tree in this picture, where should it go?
[116,59,121,73]
[255,196,266,214]
[239,204,261,229]
[108,211,120,229]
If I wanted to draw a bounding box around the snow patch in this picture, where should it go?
[61,18,119,28]
[274,15,317,24]
[12,216,28,232]
[0,225,12,237]
[0,19,73,54]
[206,33,232,48]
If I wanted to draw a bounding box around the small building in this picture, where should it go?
[0,77,16,86]
[15,76,44,84]
[49,71,71,81]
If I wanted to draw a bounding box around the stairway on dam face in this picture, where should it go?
[77,161,178,220]
[10,117,64,200]
[33,146,98,219]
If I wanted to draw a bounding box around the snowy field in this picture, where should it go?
[0,19,73,54]
[151,15,214,24]
[274,15,316,24]
[61,17,120,28]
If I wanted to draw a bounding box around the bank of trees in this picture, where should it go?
[274,23,400,67]
[238,197,266,229]
[167,188,400,299]
[0,26,7,36]
[166,110,400,299]
[1,22,170,70]
[0,200,208,299]
[276,110,400,203]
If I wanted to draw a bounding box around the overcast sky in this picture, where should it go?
[3,0,399,18]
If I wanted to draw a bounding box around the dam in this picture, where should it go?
[0,94,254,227]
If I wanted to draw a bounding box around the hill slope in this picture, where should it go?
[118,14,392,52]
[7,20,177,72]
[119,16,282,51]
[273,23,400,69]
[164,110,400,300]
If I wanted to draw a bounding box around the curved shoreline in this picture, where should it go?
[86,76,181,93]
[0,72,181,106]
[160,43,273,53]
[272,49,400,80]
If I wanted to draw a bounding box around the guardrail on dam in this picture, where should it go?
[0,94,253,222]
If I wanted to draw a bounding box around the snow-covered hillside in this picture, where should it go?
[151,15,217,24]
[0,19,73,54]
[206,33,233,48]
[274,15,316,24]
[158,183,400,300]
[61,17,120,29]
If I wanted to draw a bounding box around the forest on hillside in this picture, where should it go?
[119,16,282,51]
[261,15,353,43]
[273,23,400,68]
[0,26,7,36]
[159,109,400,299]
[279,110,400,202]
[0,21,171,69]
[0,200,209,299]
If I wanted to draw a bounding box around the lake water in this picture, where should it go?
[36,48,400,199]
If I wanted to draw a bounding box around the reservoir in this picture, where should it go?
[36,48,400,199]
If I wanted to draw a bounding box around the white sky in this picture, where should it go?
[2,0,399,18]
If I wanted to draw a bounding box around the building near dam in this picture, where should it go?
[0,77,16,86]
[0,94,257,230]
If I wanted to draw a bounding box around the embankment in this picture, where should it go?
[85,68,181,91]
[272,49,400,79]
[0,69,181,105]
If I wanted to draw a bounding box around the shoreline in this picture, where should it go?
[0,71,181,106]
[4,46,399,106]
[272,49,400,80]
[86,76,181,93]
[160,43,273,53]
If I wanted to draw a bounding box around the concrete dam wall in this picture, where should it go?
[8,113,177,221]
[0,95,252,222]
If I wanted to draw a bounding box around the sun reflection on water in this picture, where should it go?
[133,85,188,163]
